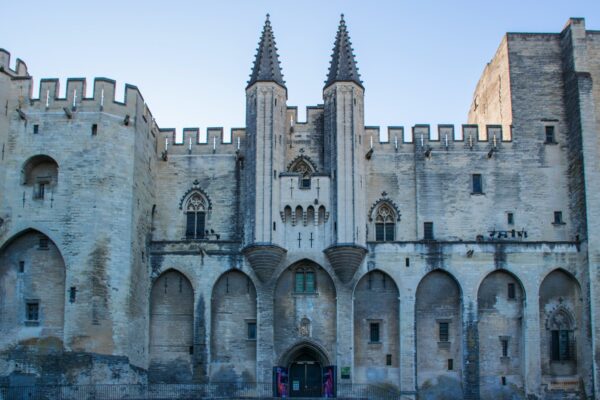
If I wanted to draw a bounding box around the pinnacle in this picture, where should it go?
[247,14,285,89]
[325,14,363,89]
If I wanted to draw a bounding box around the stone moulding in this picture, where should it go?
[242,243,287,283]
[323,244,368,283]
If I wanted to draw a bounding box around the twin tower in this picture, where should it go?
[242,15,369,284]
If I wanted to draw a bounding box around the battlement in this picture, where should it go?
[0,49,29,77]
[157,127,247,156]
[366,123,512,153]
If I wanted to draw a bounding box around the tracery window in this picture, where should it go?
[548,309,575,362]
[185,192,207,239]
[375,204,395,241]
[294,267,316,294]
[290,159,314,189]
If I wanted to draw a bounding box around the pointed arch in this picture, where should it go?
[287,155,318,175]
[179,187,211,240]
[415,269,463,398]
[149,269,194,383]
[353,270,399,385]
[210,269,257,382]
[477,269,525,398]
[0,228,66,347]
[539,268,582,377]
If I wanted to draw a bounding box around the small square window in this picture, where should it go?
[38,237,49,250]
[386,354,392,366]
[472,174,483,194]
[19,261,25,273]
[26,301,39,321]
[424,222,434,240]
[300,178,311,189]
[545,126,555,143]
[447,359,454,371]
[33,124,39,134]
[247,321,257,340]
[553,211,563,224]
[370,322,380,343]
[507,283,516,300]
[507,212,514,225]
[439,322,449,342]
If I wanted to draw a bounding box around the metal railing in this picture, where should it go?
[0,382,401,400]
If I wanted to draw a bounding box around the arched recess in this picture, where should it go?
[274,260,336,365]
[477,270,525,400]
[539,269,582,378]
[0,229,65,348]
[149,269,194,383]
[415,270,463,399]
[21,155,58,200]
[353,270,399,385]
[210,270,257,382]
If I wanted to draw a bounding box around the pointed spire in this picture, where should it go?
[325,14,363,89]
[248,14,285,89]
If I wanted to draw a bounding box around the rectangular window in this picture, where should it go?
[507,212,514,225]
[386,354,392,366]
[472,174,482,194]
[69,286,77,303]
[508,283,516,299]
[501,339,509,357]
[370,322,380,343]
[545,126,555,143]
[19,261,25,273]
[33,124,39,134]
[305,272,315,293]
[424,222,434,240]
[447,359,454,371]
[91,124,98,136]
[553,211,563,224]
[375,223,384,241]
[26,301,39,321]
[551,330,574,361]
[439,322,449,342]
[35,182,46,199]
[38,237,49,250]
[501,376,507,386]
[385,223,394,241]
[185,213,196,238]
[295,272,305,293]
[247,321,257,340]
[301,178,311,189]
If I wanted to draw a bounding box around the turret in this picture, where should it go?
[242,15,288,282]
[323,15,367,283]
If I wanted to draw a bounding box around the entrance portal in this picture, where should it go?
[289,353,322,397]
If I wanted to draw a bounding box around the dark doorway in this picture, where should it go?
[289,353,322,397]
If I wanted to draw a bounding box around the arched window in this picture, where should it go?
[289,158,315,189]
[295,267,316,294]
[22,155,59,200]
[185,192,207,239]
[548,308,575,362]
[375,204,395,241]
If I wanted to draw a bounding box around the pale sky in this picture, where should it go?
[1,0,599,138]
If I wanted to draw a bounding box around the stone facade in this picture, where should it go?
[0,15,599,400]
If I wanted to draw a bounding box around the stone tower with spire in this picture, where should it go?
[323,15,368,284]
[242,14,288,283]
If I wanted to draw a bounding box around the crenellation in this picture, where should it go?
[0,16,599,400]
[0,49,29,77]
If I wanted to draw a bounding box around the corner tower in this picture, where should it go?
[242,15,288,282]
[323,15,367,283]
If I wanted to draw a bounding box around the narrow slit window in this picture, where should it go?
[507,283,516,299]
[33,124,39,134]
[247,321,257,340]
[439,322,449,342]
[507,212,514,225]
[447,359,454,371]
[501,338,509,357]
[92,124,98,136]
[472,174,482,194]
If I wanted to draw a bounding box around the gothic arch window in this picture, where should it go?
[288,157,316,189]
[295,266,316,294]
[185,192,208,239]
[375,204,395,241]
[547,307,576,362]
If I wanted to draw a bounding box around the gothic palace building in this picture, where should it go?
[0,15,600,400]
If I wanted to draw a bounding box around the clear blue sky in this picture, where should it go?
[1,0,599,137]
